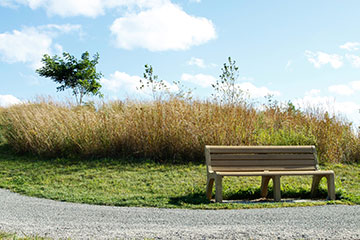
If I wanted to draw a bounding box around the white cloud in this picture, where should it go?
[187,57,206,68]
[0,0,18,8]
[294,95,360,125]
[0,24,81,69]
[0,95,22,107]
[101,71,141,93]
[328,84,354,96]
[0,0,168,17]
[305,50,343,69]
[327,81,360,96]
[110,2,216,51]
[187,57,216,68]
[285,60,293,71]
[237,82,280,98]
[101,71,178,96]
[305,89,321,96]
[181,73,216,88]
[350,81,360,90]
[346,54,360,68]
[0,27,52,69]
[340,42,360,51]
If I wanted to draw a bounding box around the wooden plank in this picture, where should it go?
[212,166,316,172]
[211,159,315,167]
[207,146,315,154]
[215,170,334,176]
[210,153,315,160]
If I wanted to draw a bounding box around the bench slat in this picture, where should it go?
[207,146,314,154]
[215,170,334,176]
[211,159,315,166]
[212,166,316,171]
[210,153,315,160]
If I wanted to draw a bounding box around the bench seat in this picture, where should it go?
[213,170,334,176]
[205,145,336,202]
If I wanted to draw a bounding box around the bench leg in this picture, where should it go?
[206,176,214,200]
[215,175,223,203]
[273,176,281,202]
[326,174,336,200]
[311,175,323,198]
[261,176,271,198]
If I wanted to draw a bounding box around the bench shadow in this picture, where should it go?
[169,187,330,206]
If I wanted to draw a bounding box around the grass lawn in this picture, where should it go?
[0,231,49,240]
[0,145,358,210]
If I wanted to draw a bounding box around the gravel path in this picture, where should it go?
[0,188,359,239]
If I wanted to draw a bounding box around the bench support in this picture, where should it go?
[261,176,281,201]
[326,174,336,200]
[260,176,271,197]
[273,176,281,202]
[206,176,214,200]
[215,175,223,203]
[311,174,335,200]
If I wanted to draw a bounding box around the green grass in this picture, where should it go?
[0,145,358,210]
[0,231,50,240]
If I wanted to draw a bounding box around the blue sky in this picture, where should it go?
[1,0,360,126]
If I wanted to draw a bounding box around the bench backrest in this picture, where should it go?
[205,145,318,173]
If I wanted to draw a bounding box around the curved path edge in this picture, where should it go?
[0,188,359,239]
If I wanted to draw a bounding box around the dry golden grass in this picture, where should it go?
[0,99,359,163]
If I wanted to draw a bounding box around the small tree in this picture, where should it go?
[138,64,194,101]
[139,64,169,101]
[36,51,103,105]
[212,57,243,105]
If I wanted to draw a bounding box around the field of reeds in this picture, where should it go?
[0,98,359,164]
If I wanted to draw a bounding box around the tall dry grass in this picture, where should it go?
[0,99,359,163]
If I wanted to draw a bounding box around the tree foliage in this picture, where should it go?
[36,51,103,105]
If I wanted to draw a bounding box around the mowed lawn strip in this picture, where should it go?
[0,147,358,209]
[0,231,50,240]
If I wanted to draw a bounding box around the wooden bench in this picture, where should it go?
[205,145,335,202]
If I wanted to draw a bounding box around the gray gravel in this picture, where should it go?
[0,188,359,239]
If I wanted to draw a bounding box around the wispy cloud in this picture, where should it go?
[237,82,280,98]
[187,57,206,68]
[328,84,354,96]
[285,60,293,71]
[328,81,360,96]
[305,89,321,96]
[305,50,343,69]
[181,73,216,87]
[340,42,360,51]
[294,94,360,125]
[0,0,169,17]
[101,71,178,97]
[187,57,216,68]
[346,54,360,68]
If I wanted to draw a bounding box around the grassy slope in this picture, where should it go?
[0,146,358,210]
